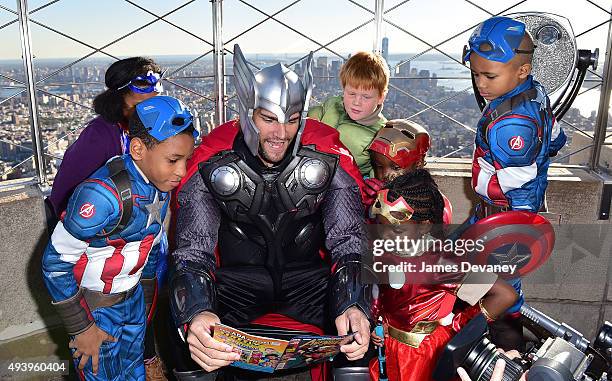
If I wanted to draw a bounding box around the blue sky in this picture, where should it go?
[0,0,611,61]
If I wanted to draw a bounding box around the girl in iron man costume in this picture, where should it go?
[367,170,518,381]
[365,120,453,224]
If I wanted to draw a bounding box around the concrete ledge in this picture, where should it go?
[0,326,69,380]
[431,163,611,335]
[519,221,612,304]
[429,160,606,225]
[0,186,56,342]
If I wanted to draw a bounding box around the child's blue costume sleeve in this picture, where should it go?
[488,116,541,211]
[549,118,567,156]
[42,179,120,302]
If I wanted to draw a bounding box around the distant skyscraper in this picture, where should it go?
[317,56,329,78]
[331,60,342,76]
[313,66,325,78]
[431,73,438,87]
[317,56,328,69]
[418,69,430,89]
[192,109,201,137]
[382,37,389,63]
[397,60,411,76]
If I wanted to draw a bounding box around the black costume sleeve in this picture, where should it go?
[322,165,373,321]
[170,171,220,330]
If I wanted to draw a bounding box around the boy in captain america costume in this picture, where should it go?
[466,16,566,213]
[464,16,566,350]
[42,95,197,380]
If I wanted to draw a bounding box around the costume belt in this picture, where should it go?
[388,320,440,348]
[477,200,509,219]
[82,283,138,312]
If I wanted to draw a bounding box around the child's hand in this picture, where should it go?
[364,178,385,206]
[69,324,116,375]
[371,330,384,347]
[371,322,388,347]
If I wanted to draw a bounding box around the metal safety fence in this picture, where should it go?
[0,0,611,188]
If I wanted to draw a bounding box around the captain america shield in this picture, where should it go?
[460,211,555,279]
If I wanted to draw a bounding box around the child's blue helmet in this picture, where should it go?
[464,16,535,63]
[135,96,198,142]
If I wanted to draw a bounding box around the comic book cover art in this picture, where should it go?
[275,334,355,370]
[213,324,354,373]
[213,324,288,373]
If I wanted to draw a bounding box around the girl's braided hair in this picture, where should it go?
[385,169,445,225]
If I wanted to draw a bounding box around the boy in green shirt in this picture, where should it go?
[309,51,389,177]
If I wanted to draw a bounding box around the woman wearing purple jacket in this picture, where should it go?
[45,57,168,381]
[47,57,163,217]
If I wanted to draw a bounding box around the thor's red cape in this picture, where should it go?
[171,119,366,381]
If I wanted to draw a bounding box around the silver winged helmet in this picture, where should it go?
[232,44,314,157]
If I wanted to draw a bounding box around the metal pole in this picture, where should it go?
[590,10,612,170]
[212,0,226,126]
[373,0,384,54]
[16,0,46,184]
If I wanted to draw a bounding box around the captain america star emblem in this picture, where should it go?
[79,203,95,219]
[509,136,525,150]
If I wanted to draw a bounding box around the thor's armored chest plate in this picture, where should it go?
[199,145,338,273]
[199,145,337,223]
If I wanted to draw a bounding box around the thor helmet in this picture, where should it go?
[232,44,314,157]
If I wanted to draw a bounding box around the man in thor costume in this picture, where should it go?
[169,45,373,380]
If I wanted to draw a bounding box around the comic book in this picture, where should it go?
[213,323,354,373]
[275,334,355,370]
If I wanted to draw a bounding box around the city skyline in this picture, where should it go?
[0,48,599,181]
